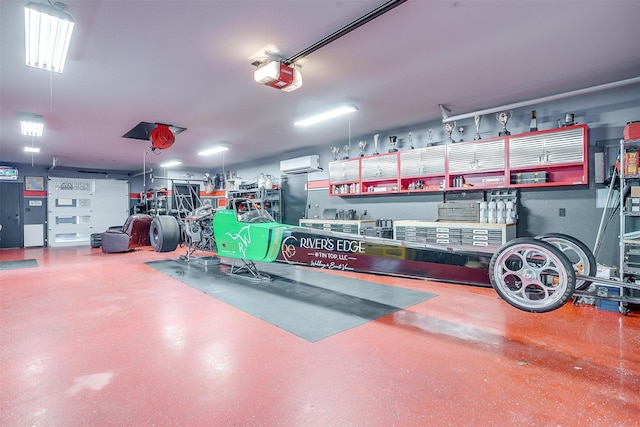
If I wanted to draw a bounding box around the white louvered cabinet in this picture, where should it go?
[447,137,507,190]
[399,145,446,191]
[328,158,361,195]
[360,153,400,194]
[508,124,588,187]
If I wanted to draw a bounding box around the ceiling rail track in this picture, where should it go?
[285,0,408,64]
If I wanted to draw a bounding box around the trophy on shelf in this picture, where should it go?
[458,127,465,142]
[373,134,380,155]
[443,121,456,143]
[407,132,414,149]
[474,115,482,140]
[529,110,538,132]
[330,146,340,161]
[388,135,398,152]
[496,111,512,136]
[343,144,350,159]
[427,129,434,146]
[562,113,575,127]
[358,140,367,157]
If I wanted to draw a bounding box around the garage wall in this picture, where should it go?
[5,84,638,265]
[47,178,129,247]
[271,84,639,267]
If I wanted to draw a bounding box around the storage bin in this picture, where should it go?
[595,285,621,312]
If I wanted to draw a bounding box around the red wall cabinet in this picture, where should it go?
[328,124,588,196]
[447,137,506,190]
[400,145,446,191]
[508,124,588,187]
[328,158,360,195]
[360,153,400,193]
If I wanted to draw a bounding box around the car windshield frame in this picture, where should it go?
[230,198,276,223]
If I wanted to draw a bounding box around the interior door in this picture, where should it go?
[0,182,24,248]
[281,174,307,226]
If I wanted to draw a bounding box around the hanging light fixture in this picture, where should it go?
[24,2,75,73]
[20,114,44,137]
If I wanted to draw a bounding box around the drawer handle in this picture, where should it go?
[472,229,489,234]
[472,241,489,246]
[436,227,449,232]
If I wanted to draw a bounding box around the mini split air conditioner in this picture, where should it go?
[280,155,322,174]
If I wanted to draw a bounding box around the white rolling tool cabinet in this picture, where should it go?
[393,220,516,251]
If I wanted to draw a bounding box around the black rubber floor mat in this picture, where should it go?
[146,259,437,342]
[0,259,38,271]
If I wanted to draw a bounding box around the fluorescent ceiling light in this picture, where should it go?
[198,146,229,156]
[24,2,75,73]
[24,146,41,153]
[294,105,358,127]
[20,116,44,137]
[160,160,182,168]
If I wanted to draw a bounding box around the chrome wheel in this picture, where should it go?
[490,238,576,313]
[536,233,596,290]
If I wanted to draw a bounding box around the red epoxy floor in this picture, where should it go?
[1,246,639,426]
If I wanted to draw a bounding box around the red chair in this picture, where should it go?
[101,214,153,253]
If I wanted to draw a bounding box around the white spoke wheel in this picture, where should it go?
[535,233,596,290]
[490,238,576,313]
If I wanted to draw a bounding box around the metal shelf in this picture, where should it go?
[622,266,640,276]
[618,138,640,311]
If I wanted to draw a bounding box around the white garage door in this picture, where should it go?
[47,178,129,247]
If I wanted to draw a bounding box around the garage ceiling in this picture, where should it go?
[1,0,639,172]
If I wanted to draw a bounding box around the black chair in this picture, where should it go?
[101,214,152,253]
